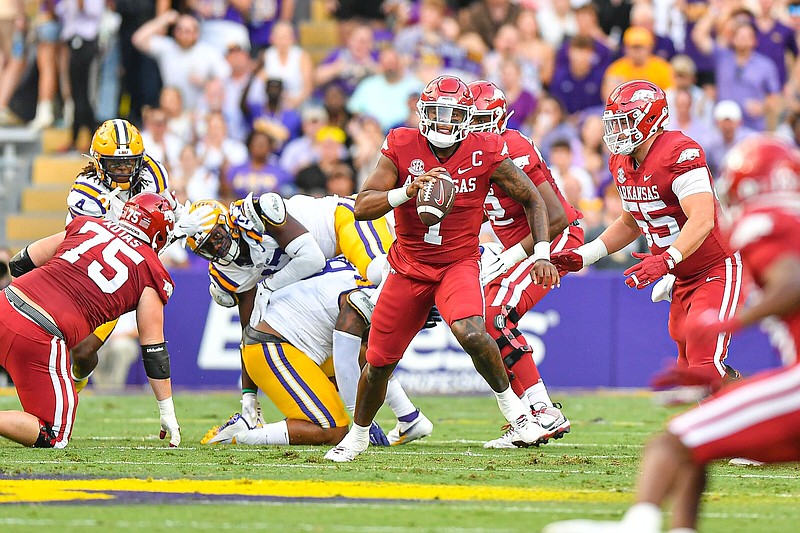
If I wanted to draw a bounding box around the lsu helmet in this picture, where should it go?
[718,136,800,208]
[184,200,241,266]
[602,80,669,155]
[118,192,175,253]
[417,75,475,148]
[468,80,511,134]
[90,119,146,192]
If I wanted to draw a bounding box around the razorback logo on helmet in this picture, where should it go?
[631,89,656,102]
[676,148,701,164]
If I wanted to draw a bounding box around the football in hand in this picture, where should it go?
[416,171,456,226]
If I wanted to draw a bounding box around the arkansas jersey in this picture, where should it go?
[12,216,173,346]
[484,128,581,248]
[729,202,800,364]
[382,128,507,272]
[610,131,733,279]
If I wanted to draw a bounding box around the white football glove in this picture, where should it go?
[480,242,526,286]
[241,392,264,427]
[157,397,181,447]
[172,204,216,240]
[248,281,274,327]
[651,273,676,303]
[209,282,238,308]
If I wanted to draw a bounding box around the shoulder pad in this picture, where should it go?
[67,187,106,218]
[259,193,287,226]
[141,154,170,192]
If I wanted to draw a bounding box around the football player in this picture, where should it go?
[200,257,433,446]
[1,192,180,448]
[551,80,743,390]
[61,119,182,392]
[544,138,800,533]
[325,75,560,462]
[469,80,581,448]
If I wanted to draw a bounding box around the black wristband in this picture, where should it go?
[9,246,37,278]
[141,342,171,380]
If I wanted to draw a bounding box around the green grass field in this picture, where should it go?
[0,389,798,532]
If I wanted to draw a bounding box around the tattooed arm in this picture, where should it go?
[491,158,560,288]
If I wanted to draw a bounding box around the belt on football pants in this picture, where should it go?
[243,325,288,346]
[4,288,65,341]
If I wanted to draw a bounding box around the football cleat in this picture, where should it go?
[532,404,571,442]
[729,457,765,466]
[483,424,520,449]
[200,413,250,445]
[324,430,369,462]
[387,409,434,446]
[510,413,549,447]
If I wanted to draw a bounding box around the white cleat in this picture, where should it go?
[729,457,765,466]
[509,413,549,447]
[483,425,520,449]
[200,413,250,445]
[324,440,368,462]
[532,404,571,442]
[387,409,434,446]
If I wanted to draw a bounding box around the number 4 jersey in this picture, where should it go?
[610,130,734,280]
[12,216,173,346]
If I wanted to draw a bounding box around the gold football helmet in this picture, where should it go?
[184,200,241,265]
[90,119,146,191]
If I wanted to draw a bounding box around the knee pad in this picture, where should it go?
[346,289,374,324]
[492,305,532,368]
[33,419,57,448]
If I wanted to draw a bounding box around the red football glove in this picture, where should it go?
[650,363,717,391]
[550,249,585,273]
[624,252,675,289]
[685,308,743,347]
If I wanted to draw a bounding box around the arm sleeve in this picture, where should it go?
[264,233,326,291]
[671,167,713,200]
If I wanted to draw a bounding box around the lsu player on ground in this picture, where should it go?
[201,257,433,446]
[469,80,582,448]
[60,119,181,391]
[1,193,180,448]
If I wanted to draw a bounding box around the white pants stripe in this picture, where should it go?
[48,336,75,448]
[712,253,742,376]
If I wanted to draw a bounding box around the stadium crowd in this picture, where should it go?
[2,0,800,272]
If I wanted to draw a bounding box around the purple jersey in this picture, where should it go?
[756,21,798,86]
[226,160,295,198]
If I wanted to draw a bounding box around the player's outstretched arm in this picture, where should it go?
[9,231,67,277]
[491,158,559,288]
[263,210,326,291]
[136,287,181,447]
[354,155,438,220]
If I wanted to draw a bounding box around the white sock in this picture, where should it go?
[622,502,662,533]
[385,376,416,419]
[340,422,370,448]
[494,385,528,423]
[525,380,554,409]
[332,330,363,413]
[237,420,290,445]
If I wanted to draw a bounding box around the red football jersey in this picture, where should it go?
[609,131,733,280]
[729,202,800,365]
[484,128,581,248]
[381,127,507,274]
[12,216,173,346]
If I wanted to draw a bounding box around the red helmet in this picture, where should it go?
[718,136,800,207]
[468,80,511,134]
[602,80,669,155]
[417,75,475,148]
[118,192,176,253]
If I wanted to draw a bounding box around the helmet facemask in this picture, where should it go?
[470,108,502,134]
[96,153,145,191]
[602,102,669,155]
[193,222,240,266]
[418,101,474,148]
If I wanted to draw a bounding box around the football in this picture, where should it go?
[416,171,456,226]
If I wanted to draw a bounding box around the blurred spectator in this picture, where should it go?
[499,59,537,131]
[326,162,356,196]
[347,47,423,132]
[629,1,675,61]
[280,105,329,175]
[296,125,349,197]
[536,0,576,48]
[665,88,715,148]
[197,110,248,185]
[221,35,255,141]
[238,0,295,52]
[585,179,648,271]
[115,0,166,125]
[555,2,613,82]
[515,9,555,87]
[348,114,385,187]
[777,111,800,148]
[28,0,64,129]
[705,100,756,175]
[394,0,477,81]
[549,35,604,117]
[315,24,378,96]
[0,0,27,125]
[484,24,540,95]
[262,21,312,109]
[223,127,293,201]
[169,144,218,203]
[529,95,577,158]
[549,138,595,208]
[187,0,249,52]
[459,0,521,50]
[322,82,352,131]
[95,6,122,122]
[140,106,184,170]
[243,77,301,144]
[0,246,10,290]
[692,13,781,131]
[593,0,632,40]
[680,0,716,89]
[577,114,609,186]
[160,86,193,144]
[133,10,230,108]
[603,27,673,98]
[393,91,420,129]
[754,0,797,87]
[665,54,713,126]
